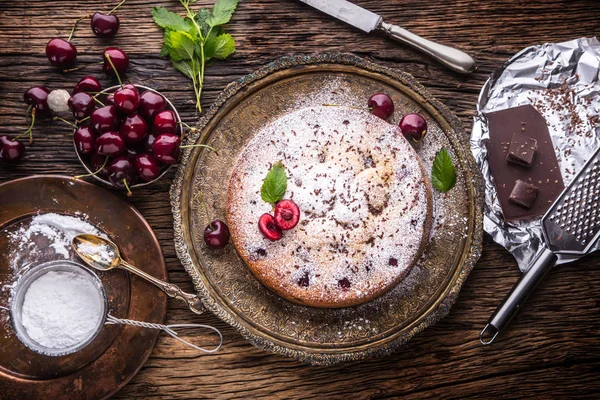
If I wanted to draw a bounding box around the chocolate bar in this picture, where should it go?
[507,132,537,167]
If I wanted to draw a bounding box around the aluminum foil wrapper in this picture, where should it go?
[471,37,600,272]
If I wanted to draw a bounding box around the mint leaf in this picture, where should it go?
[205,33,235,60]
[431,148,456,192]
[206,0,238,27]
[261,161,287,204]
[168,31,196,61]
[172,60,195,79]
[152,7,191,32]
[194,8,212,37]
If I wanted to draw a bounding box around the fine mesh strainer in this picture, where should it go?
[481,146,600,344]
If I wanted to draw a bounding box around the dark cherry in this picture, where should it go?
[90,152,109,176]
[120,114,148,145]
[114,87,139,115]
[368,93,394,121]
[24,86,51,115]
[95,131,125,157]
[122,83,139,96]
[139,91,166,121]
[68,92,95,119]
[102,47,129,75]
[74,126,96,155]
[153,110,178,135]
[73,76,102,95]
[133,153,161,182]
[274,199,300,230]
[91,12,120,37]
[140,133,157,154]
[297,271,310,287]
[258,213,282,241]
[105,93,115,106]
[90,105,120,133]
[151,133,181,164]
[399,113,428,142]
[338,278,351,290]
[107,156,135,189]
[0,136,25,162]
[126,147,138,159]
[45,38,77,68]
[203,219,231,249]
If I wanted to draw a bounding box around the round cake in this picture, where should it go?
[226,106,433,308]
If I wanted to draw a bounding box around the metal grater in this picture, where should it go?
[481,146,600,344]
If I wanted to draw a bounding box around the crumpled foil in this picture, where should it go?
[471,37,600,271]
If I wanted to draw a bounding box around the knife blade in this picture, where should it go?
[298,0,477,74]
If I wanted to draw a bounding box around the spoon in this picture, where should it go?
[72,234,205,314]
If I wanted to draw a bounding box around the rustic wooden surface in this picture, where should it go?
[1,0,600,398]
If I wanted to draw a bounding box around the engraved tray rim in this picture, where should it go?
[170,54,484,365]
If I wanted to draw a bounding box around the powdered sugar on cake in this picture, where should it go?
[227,106,433,307]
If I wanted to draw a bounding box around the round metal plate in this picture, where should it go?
[171,54,484,365]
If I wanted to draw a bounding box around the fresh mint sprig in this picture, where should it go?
[431,147,457,192]
[261,161,287,205]
[152,0,238,112]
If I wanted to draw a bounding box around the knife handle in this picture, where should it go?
[480,246,557,345]
[379,21,476,74]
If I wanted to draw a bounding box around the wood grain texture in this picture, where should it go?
[1,0,600,399]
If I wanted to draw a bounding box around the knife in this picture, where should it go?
[298,0,476,74]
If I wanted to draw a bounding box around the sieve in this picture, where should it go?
[1,260,222,356]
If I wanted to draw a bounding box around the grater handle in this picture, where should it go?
[480,246,557,345]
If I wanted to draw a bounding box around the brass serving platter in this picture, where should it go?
[171,54,484,365]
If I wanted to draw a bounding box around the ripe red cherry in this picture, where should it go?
[203,220,231,249]
[91,13,120,37]
[68,92,95,119]
[133,153,161,182]
[105,93,115,106]
[96,131,125,156]
[90,105,120,133]
[153,110,178,134]
[258,213,282,241]
[24,86,52,115]
[45,38,77,68]
[0,136,25,162]
[274,199,300,230]
[139,91,166,121]
[74,126,96,155]
[140,133,157,154]
[102,47,129,75]
[114,87,139,115]
[399,113,428,142]
[368,93,394,121]
[107,156,135,190]
[152,133,181,164]
[120,114,148,145]
[90,152,109,176]
[73,76,102,95]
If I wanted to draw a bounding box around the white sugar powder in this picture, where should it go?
[74,241,116,267]
[21,270,103,349]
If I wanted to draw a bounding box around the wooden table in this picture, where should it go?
[1,1,599,398]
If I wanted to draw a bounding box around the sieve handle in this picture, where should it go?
[480,246,557,345]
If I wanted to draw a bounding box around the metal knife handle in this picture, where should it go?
[378,21,476,74]
[480,246,557,345]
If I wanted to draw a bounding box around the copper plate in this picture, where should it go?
[0,175,167,399]
[171,54,484,365]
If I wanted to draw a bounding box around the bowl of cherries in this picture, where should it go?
[74,84,183,195]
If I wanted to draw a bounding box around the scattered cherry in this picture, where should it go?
[152,133,180,164]
[399,113,427,142]
[46,38,77,68]
[73,76,102,95]
[258,213,282,241]
[368,93,394,121]
[107,156,134,195]
[133,153,160,182]
[103,47,129,75]
[139,91,166,121]
[203,219,231,249]
[68,92,95,119]
[0,135,25,162]
[120,114,148,145]
[90,105,120,133]
[96,131,125,156]
[24,86,51,115]
[274,199,300,230]
[74,126,96,155]
[91,12,120,37]
[153,110,177,135]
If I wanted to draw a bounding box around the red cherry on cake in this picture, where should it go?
[368,93,394,121]
[258,213,282,241]
[203,219,231,249]
[399,113,427,142]
[274,199,300,230]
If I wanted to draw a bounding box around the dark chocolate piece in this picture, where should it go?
[509,180,539,208]
[484,104,564,221]
[507,132,537,167]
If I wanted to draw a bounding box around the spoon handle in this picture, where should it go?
[120,260,205,314]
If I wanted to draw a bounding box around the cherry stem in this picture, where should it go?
[180,143,218,154]
[63,61,103,73]
[68,14,91,42]
[123,178,133,197]
[107,0,126,15]
[91,90,113,97]
[178,121,197,131]
[53,115,77,128]
[73,156,108,180]
[92,96,105,107]
[14,108,36,143]
[77,116,90,124]
[25,105,32,124]
[105,54,123,89]
[198,192,214,230]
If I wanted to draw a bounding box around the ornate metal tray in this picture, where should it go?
[171,54,484,365]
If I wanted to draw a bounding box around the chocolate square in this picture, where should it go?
[507,133,537,167]
[509,180,539,208]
